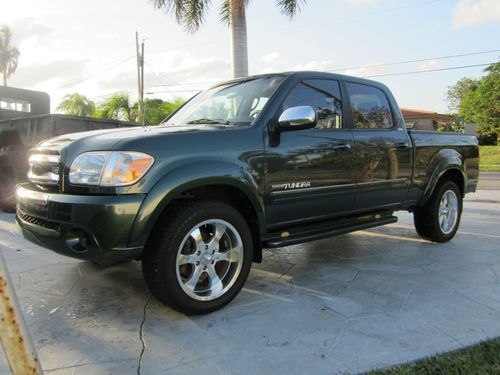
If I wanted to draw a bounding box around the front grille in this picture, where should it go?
[27,153,60,186]
[17,209,60,231]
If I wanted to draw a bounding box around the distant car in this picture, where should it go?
[16,72,479,314]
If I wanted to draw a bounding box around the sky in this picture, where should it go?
[2,0,500,113]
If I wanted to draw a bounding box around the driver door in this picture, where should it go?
[265,79,355,228]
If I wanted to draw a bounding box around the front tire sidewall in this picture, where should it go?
[144,202,253,314]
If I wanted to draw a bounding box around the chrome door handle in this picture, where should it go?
[394,142,410,150]
[331,143,352,150]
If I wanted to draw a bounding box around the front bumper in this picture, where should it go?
[16,184,146,265]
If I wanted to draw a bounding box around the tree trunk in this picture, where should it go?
[2,68,6,86]
[229,0,249,78]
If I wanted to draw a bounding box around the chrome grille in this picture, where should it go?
[27,153,60,186]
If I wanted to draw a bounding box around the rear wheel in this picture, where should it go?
[413,180,462,242]
[142,200,253,314]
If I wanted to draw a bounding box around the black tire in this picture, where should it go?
[413,180,462,243]
[0,166,16,213]
[142,200,254,314]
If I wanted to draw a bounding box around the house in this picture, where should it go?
[400,108,453,131]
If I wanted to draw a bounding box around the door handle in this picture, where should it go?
[394,142,410,150]
[331,143,352,151]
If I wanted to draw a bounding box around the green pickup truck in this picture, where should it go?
[16,72,479,314]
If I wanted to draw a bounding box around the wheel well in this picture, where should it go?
[154,184,262,263]
[439,169,464,197]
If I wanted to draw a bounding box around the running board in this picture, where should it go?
[262,213,398,248]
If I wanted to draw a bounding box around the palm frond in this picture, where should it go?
[153,0,211,33]
[275,0,306,19]
[219,0,251,25]
[152,0,186,23]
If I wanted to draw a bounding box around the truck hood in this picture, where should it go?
[34,124,228,154]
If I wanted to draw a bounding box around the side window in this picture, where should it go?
[283,79,342,129]
[346,82,393,129]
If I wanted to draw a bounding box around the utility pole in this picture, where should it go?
[136,32,145,124]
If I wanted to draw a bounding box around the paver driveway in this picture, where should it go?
[1,190,500,374]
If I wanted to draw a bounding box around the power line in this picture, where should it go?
[363,62,494,78]
[55,55,135,90]
[337,49,500,72]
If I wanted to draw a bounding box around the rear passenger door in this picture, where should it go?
[345,81,412,211]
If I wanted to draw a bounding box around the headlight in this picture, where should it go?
[69,151,154,186]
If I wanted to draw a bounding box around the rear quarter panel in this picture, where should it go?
[406,130,479,207]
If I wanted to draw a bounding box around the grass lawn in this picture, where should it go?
[367,338,500,375]
[480,145,500,171]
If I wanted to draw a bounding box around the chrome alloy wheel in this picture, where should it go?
[438,190,459,234]
[175,219,244,301]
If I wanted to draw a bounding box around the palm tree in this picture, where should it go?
[96,93,135,121]
[153,0,305,78]
[0,25,20,86]
[57,93,97,116]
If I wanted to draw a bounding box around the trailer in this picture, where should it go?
[0,114,138,212]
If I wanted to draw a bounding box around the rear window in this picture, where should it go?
[346,82,393,129]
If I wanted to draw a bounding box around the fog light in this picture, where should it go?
[65,229,90,253]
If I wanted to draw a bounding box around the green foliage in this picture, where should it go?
[368,337,500,375]
[133,97,185,125]
[56,93,184,125]
[437,115,465,133]
[446,77,479,113]
[95,93,134,121]
[56,93,96,116]
[459,62,500,134]
[477,125,498,145]
[154,0,305,31]
[0,25,20,86]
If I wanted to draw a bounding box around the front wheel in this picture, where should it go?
[142,200,253,314]
[413,180,462,242]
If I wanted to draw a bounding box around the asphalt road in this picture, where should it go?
[478,171,500,190]
[1,189,500,374]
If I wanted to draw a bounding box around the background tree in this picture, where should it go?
[446,61,499,144]
[460,62,499,130]
[152,0,306,78]
[0,25,20,86]
[95,93,134,121]
[446,77,479,113]
[56,93,96,116]
[137,97,185,124]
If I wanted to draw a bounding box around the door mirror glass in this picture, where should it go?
[278,106,317,130]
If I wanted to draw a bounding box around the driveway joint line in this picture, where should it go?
[137,295,152,375]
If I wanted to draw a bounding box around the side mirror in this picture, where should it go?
[278,106,317,130]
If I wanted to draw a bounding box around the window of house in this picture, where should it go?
[346,82,393,129]
[283,79,342,129]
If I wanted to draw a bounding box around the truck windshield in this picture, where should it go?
[164,76,286,126]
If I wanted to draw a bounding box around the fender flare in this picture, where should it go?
[419,148,465,206]
[128,160,264,248]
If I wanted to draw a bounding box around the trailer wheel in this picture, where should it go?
[0,166,16,213]
[413,180,462,242]
[142,200,253,314]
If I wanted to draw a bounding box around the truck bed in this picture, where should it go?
[406,130,480,204]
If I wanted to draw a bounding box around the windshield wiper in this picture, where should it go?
[187,118,231,125]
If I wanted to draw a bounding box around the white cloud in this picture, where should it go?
[260,52,282,65]
[9,59,90,90]
[453,0,500,28]
[293,60,336,72]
